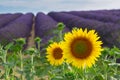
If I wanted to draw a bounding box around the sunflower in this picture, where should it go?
[63,28,103,68]
[46,42,64,66]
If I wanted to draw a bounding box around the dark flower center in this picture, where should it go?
[53,47,63,59]
[71,38,92,59]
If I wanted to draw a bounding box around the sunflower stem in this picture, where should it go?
[57,22,64,41]
[74,67,79,79]
[31,54,35,80]
[62,63,65,78]
[3,51,9,80]
[58,30,63,41]
[37,42,41,57]
[19,51,24,80]
[83,68,87,80]
[35,37,41,57]
[75,67,87,80]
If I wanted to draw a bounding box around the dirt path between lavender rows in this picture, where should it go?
[26,17,36,49]
[27,23,35,49]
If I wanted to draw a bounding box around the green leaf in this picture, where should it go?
[25,48,37,55]
[108,63,120,66]
[51,76,63,80]
[4,42,14,50]
[101,47,110,56]
[109,46,120,56]
[113,74,120,79]
[94,74,104,80]
[64,71,75,80]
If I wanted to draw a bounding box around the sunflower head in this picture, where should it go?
[46,42,64,66]
[63,28,103,69]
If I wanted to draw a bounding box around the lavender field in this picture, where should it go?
[0,10,120,80]
[0,10,120,48]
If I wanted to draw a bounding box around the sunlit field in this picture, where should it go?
[0,10,120,80]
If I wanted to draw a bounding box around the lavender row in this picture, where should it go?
[35,12,70,47]
[106,10,120,16]
[48,12,120,48]
[91,9,120,17]
[0,13,12,18]
[0,13,34,43]
[35,12,58,37]
[65,11,120,24]
[80,9,120,16]
[48,12,107,29]
[91,10,120,18]
[35,12,59,47]
[0,13,23,29]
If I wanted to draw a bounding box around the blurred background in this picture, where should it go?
[0,0,120,14]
